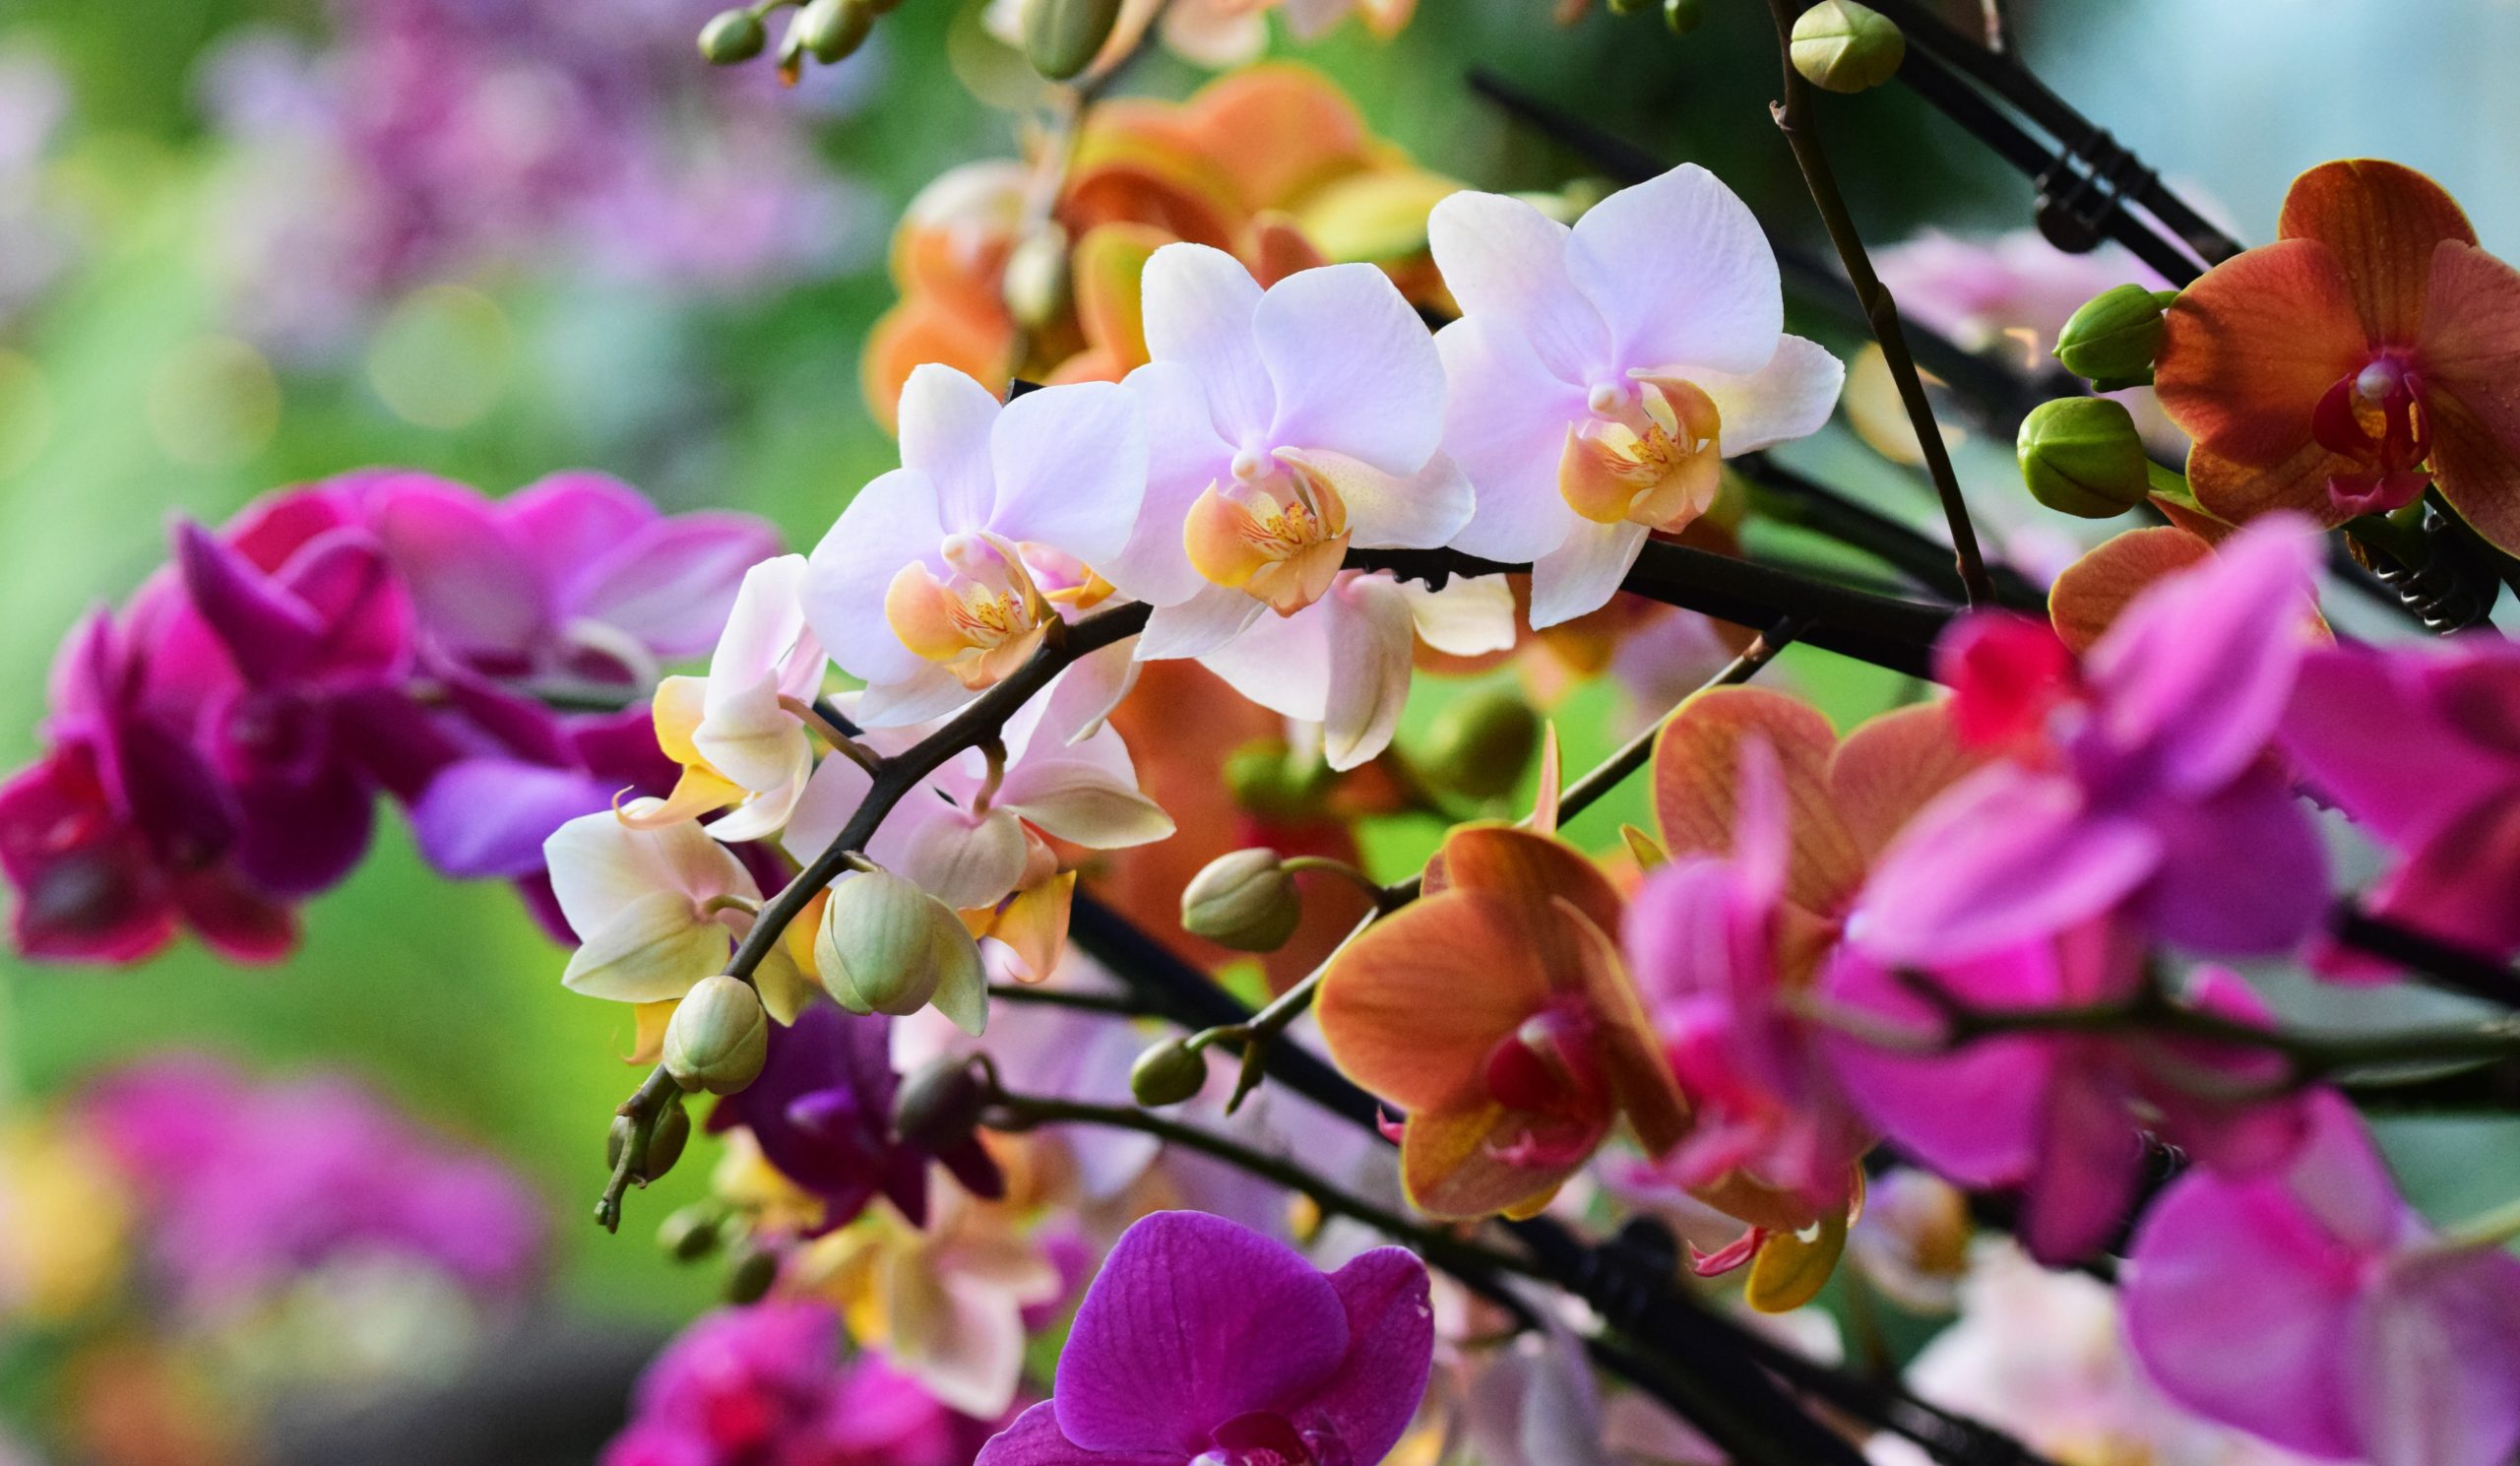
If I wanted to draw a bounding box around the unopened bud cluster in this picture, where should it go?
[699,0,904,81]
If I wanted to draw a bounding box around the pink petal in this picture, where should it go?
[1565,163,1783,378]
[1258,263,1448,478]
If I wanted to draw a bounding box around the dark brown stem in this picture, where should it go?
[1757,0,1996,607]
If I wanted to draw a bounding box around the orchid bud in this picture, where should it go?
[608,1099,691,1183]
[794,0,873,62]
[1791,1,1905,94]
[2054,284,2178,389]
[1421,687,1541,800]
[816,868,989,1032]
[2017,397,2152,519]
[659,1203,726,1263]
[663,976,769,1095]
[725,1243,780,1305]
[698,8,768,63]
[1002,224,1072,333]
[1130,1038,1209,1108]
[894,1055,992,1154]
[1023,0,1123,81]
[1664,0,1705,35]
[1181,849,1301,953]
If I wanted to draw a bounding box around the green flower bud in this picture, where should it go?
[1023,0,1123,81]
[794,0,873,63]
[1129,1037,1209,1108]
[1791,0,1906,94]
[893,1055,992,1154]
[816,868,990,1035]
[607,1099,691,1183]
[659,1203,727,1263]
[725,1243,780,1305]
[1181,849,1301,953]
[1421,687,1542,800]
[2053,285,2178,389]
[2016,397,2153,519]
[1001,224,1072,334]
[698,8,769,63]
[1664,0,1706,35]
[663,975,769,1095]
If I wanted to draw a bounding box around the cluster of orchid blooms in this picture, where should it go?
[16,15,2520,1466]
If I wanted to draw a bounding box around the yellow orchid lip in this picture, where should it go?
[1183,453,1354,615]
[1559,375,1724,532]
[885,533,1056,691]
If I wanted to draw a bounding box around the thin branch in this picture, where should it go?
[1758,0,1995,607]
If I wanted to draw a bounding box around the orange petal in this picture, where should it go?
[989,871,1075,985]
[1650,687,1863,915]
[1065,107,1242,252]
[1183,486,1275,590]
[1071,222,1170,369]
[1692,1169,1832,1234]
[2156,238,2368,466]
[2279,159,2476,347]
[2417,240,2520,553]
[1316,888,1554,1114]
[1399,1102,1584,1221]
[1250,214,1329,286]
[862,300,1015,435]
[884,562,979,664]
[627,999,676,1064]
[2184,433,2361,531]
[1433,825,1623,939]
[1829,701,1986,863]
[1179,63,1373,215]
[2048,526,2218,654]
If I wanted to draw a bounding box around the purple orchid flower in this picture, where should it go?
[978,1210,1432,1466]
[709,1002,1002,1232]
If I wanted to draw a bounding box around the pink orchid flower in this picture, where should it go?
[803,365,1147,727]
[1854,516,2330,965]
[1108,245,1481,769]
[2280,635,2520,967]
[2124,1093,2520,1466]
[1427,164,1843,627]
[629,553,828,843]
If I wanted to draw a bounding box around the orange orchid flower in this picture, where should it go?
[2156,159,2520,547]
[1318,825,1688,1220]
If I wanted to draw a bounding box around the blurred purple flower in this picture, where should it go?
[78,1054,544,1313]
[977,1210,1432,1466]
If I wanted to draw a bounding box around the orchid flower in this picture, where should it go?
[2155,159,2520,542]
[2123,1093,2520,1466]
[1103,244,1480,769]
[625,553,827,843]
[976,1210,1433,1466]
[1427,164,1844,626]
[1852,516,2329,964]
[783,661,1172,980]
[1319,825,1687,1220]
[802,365,1147,727]
[543,797,812,1020]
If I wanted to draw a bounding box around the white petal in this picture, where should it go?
[1426,189,1612,384]
[1527,518,1650,628]
[854,664,977,728]
[897,363,1004,529]
[998,760,1174,849]
[886,805,1032,911]
[1023,640,1140,750]
[1276,446,1472,551]
[802,468,946,686]
[695,677,807,796]
[1434,317,1587,563]
[1199,595,1333,720]
[1140,242,1275,446]
[1567,163,1783,377]
[1136,582,1266,662]
[706,555,811,701]
[1105,361,1233,607]
[701,754,810,845]
[1404,573,1518,655]
[1322,575,1417,770]
[781,755,871,867]
[1258,262,1446,477]
[988,379,1148,566]
[559,890,729,1002]
[1697,333,1845,454]
[544,805,750,936]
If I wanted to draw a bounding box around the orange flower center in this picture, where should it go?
[1559,376,1726,532]
[1183,453,1354,616]
[883,533,1055,691]
[2312,353,2431,516]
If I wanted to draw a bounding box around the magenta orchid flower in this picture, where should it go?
[977,1210,1433,1466]
[2280,635,2520,967]
[1427,164,1843,627]
[1108,246,1479,769]
[803,366,1147,728]
[1853,516,2330,965]
[2123,1093,2520,1466]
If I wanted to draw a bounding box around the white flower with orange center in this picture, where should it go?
[1100,244,1490,768]
[1429,164,1847,627]
[803,364,1147,727]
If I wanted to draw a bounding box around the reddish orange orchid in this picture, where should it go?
[861,65,1460,427]
[2156,159,2520,546]
[1318,825,1688,1220]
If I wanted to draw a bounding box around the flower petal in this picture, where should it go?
[1195,594,1332,719]
[976,1404,1174,1466]
[2048,526,2217,655]
[803,468,949,687]
[1258,262,1447,476]
[2417,241,2520,553]
[1652,686,1863,915]
[559,889,728,1002]
[1141,242,1275,445]
[1321,573,1417,771]
[1566,164,1783,377]
[898,363,1006,530]
[1308,1247,1436,1462]
[2278,159,2475,347]
[1527,518,1648,629]
[1693,334,1843,455]
[1278,446,1473,551]
[989,379,1149,566]
[1107,360,1233,606]
[1137,582,1268,662]
[1828,703,1982,868]
[1318,888,1555,1114]
[1426,188,1610,384]
[2156,237,2368,468]
[1432,316,1588,564]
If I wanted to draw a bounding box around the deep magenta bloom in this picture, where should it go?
[2281,635,2520,967]
[2123,1094,2520,1466]
[709,1003,1002,1232]
[977,1210,1432,1466]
